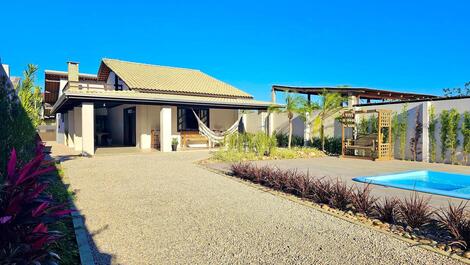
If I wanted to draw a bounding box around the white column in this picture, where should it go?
[56,113,65,144]
[82,103,94,156]
[304,112,311,145]
[348,93,358,108]
[67,110,75,148]
[136,105,151,149]
[73,107,82,152]
[160,106,172,152]
[268,113,275,135]
[260,111,268,134]
[422,101,431,162]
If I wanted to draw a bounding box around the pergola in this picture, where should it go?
[271,85,437,105]
[340,109,392,161]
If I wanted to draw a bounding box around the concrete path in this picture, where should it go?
[58,147,462,264]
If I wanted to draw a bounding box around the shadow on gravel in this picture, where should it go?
[46,144,114,265]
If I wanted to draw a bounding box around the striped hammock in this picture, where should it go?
[191,109,241,143]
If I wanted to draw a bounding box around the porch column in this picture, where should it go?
[160,106,172,152]
[56,113,65,144]
[260,111,268,134]
[304,112,311,146]
[67,110,75,148]
[73,107,82,152]
[268,113,275,136]
[82,102,94,156]
[136,105,151,149]
[422,101,431,162]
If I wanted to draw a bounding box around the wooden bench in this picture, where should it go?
[180,131,209,148]
[344,134,378,159]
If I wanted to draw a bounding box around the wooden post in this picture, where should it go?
[271,88,276,103]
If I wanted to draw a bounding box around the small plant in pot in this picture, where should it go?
[171,137,178,151]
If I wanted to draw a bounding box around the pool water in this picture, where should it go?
[353,170,470,200]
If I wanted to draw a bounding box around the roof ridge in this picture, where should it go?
[102,58,201,72]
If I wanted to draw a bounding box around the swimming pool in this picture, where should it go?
[353,170,470,200]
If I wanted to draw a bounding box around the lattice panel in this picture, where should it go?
[379,111,392,127]
[378,143,391,158]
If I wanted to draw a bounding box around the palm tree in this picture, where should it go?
[269,92,301,148]
[317,90,345,151]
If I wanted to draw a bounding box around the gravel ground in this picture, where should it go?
[61,150,463,265]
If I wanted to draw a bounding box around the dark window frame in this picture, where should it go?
[177,107,209,132]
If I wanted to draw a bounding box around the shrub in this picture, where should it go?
[436,202,470,249]
[289,171,313,198]
[310,137,342,155]
[0,76,37,176]
[351,184,377,215]
[253,132,277,156]
[225,132,277,156]
[0,144,72,264]
[275,132,304,147]
[375,197,399,224]
[397,193,433,228]
[311,178,333,204]
[328,180,353,210]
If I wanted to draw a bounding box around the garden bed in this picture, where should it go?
[210,147,325,162]
[228,162,470,262]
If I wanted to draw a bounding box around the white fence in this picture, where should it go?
[245,97,470,165]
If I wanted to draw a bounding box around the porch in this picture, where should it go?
[56,100,270,156]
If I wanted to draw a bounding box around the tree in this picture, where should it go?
[440,110,450,162]
[398,104,408,160]
[448,109,460,164]
[462,111,470,165]
[16,64,42,128]
[317,90,344,151]
[428,106,437,162]
[269,92,302,148]
[443,81,470,97]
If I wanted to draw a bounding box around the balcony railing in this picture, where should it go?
[63,81,121,92]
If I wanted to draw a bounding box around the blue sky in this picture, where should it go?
[1,0,469,101]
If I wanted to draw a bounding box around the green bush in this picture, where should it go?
[310,137,342,155]
[0,76,37,176]
[224,132,276,156]
[275,132,304,147]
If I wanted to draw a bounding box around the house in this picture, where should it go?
[46,59,273,155]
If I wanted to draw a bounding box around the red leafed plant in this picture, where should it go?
[0,142,72,264]
[351,184,377,215]
[436,202,470,249]
[397,192,434,229]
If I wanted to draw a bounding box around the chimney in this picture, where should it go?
[67,61,79,82]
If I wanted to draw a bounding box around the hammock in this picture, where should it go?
[191,109,241,143]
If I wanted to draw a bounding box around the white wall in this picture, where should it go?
[357,98,470,164]
[210,109,238,131]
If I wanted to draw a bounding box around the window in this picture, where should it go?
[114,74,123,91]
[177,107,209,131]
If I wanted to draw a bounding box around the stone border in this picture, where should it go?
[199,163,470,265]
[70,203,95,265]
[56,161,96,265]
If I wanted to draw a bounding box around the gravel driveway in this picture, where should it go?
[62,150,462,265]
